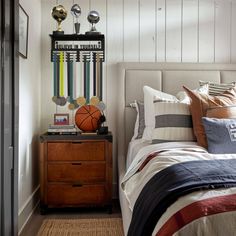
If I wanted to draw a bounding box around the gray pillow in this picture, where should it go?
[136,101,145,139]
[202,117,236,154]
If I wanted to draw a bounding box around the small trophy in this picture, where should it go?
[85,10,101,35]
[71,4,81,34]
[51,5,67,35]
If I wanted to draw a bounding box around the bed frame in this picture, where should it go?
[116,62,236,234]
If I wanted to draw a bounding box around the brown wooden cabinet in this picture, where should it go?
[39,133,112,214]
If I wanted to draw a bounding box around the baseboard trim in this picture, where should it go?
[18,185,40,235]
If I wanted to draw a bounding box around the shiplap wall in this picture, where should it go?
[41,0,236,193]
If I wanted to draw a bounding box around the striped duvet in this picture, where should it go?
[121,142,236,236]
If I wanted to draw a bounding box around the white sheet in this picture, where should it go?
[126,139,150,170]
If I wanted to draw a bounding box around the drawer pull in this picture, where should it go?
[71,142,82,144]
[72,183,83,187]
[71,163,82,166]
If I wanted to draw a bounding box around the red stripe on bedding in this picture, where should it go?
[156,193,236,236]
[138,151,165,171]
[138,152,159,171]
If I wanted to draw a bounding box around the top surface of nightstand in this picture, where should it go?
[40,132,112,142]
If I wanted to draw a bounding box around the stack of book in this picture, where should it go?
[47,124,77,135]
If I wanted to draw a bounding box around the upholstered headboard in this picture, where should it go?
[117,62,236,174]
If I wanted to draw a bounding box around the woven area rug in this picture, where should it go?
[37,218,124,236]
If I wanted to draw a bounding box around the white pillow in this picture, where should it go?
[176,84,209,104]
[143,86,179,140]
[142,85,208,141]
[152,101,196,143]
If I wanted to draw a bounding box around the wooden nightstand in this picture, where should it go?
[39,132,112,214]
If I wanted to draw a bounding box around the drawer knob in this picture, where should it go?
[72,183,83,187]
[71,163,82,165]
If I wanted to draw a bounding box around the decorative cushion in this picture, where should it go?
[183,86,236,148]
[135,101,145,139]
[206,106,236,119]
[199,80,236,96]
[152,101,195,143]
[202,117,236,154]
[131,101,145,140]
[176,84,209,104]
[143,86,179,140]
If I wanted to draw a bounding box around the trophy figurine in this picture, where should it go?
[51,5,67,35]
[85,10,101,35]
[71,4,81,34]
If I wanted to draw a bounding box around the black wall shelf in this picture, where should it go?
[50,34,105,62]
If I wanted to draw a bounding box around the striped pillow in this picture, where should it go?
[130,101,145,140]
[199,80,236,96]
[152,101,196,144]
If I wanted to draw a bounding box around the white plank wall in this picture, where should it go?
[199,0,215,62]
[124,0,139,61]
[215,0,231,62]
[140,0,156,61]
[231,1,236,62]
[182,0,198,62]
[41,0,236,195]
[166,0,182,62]
[156,0,166,61]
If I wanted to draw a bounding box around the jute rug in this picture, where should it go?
[37,218,124,236]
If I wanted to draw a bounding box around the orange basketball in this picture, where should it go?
[75,105,102,132]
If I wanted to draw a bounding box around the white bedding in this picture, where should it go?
[121,142,236,235]
[126,139,150,170]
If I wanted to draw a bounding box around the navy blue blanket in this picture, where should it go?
[127,159,236,236]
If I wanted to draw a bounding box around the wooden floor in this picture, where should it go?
[20,200,122,236]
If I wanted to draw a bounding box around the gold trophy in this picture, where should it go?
[51,5,67,35]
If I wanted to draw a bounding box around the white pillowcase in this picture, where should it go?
[152,101,196,143]
[143,85,208,141]
[143,86,179,140]
[176,84,209,104]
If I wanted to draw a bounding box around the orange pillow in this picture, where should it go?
[206,106,236,119]
[183,86,236,148]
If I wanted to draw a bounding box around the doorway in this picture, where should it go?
[0,0,19,235]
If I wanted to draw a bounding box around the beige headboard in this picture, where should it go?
[117,62,236,174]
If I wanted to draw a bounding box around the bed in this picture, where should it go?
[117,62,236,236]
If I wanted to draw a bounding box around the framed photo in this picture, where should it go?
[19,5,29,58]
[54,113,69,125]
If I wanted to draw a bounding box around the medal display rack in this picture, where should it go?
[50,34,105,62]
[50,34,105,107]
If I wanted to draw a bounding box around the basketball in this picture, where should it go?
[75,105,102,132]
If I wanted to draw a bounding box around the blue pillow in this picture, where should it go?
[202,117,236,154]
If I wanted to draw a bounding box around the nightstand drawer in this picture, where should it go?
[40,133,112,213]
[47,184,106,205]
[47,141,105,161]
[47,162,106,183]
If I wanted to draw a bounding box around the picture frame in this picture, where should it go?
[19,4,29,58]
[54,113,69,125]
